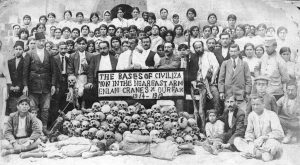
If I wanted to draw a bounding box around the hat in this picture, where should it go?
[254,75,270,82]
[14,41,24,49]
[264,37,277,46]
[35,32,45,40]
[17,95,30,104]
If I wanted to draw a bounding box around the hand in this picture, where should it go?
[220,93,225,100]
[23,140,34,147]
[10,86,15,91]
[23,86,28,96]
[191,81,197,89]
[221,143,230,149]
[14,86,20,92]
[85,83,93,89]
[51,86,56,96]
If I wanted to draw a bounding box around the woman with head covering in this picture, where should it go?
[57,10,74,29]
[128,7,148,31]
[111,7,128,28]
[100,10,112,26]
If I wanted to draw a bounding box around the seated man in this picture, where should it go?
[216,95,246,150]
[277,80,300,143]
[234,94,284,162]
[1,95,42,156]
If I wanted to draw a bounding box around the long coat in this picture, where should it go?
[23,49,57,94]
[218,58,252,101]
[8,57,24,95]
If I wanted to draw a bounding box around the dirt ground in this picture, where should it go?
[1,143,299,165]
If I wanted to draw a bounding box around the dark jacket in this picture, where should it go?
[218,106,246,145]
[87,54,118,84]
[53,54,70,88]
[213,48,230,66]
[67,51,93,76]
[4,112,42,143]
[23,49,57,93]
[145,50,157,67]
[8,57,24,95]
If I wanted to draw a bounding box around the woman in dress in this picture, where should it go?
[111,7,128,28]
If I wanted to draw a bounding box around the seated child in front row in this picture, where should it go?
[196,109,224,155]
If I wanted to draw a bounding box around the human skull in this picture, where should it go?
[176,137,184,144]
[92,102,101,112]
[67,128,74,137]
[82,130,89,139]
[87,112,95,121]
[146,123,155,132]
[100,124,109,132]
[95,130,105,140]
[129,123,138,132]
[184,126,193,135]
[106,114,114,123]
[141,129,149,135]
[188,118,197,128]
[140,114,148,122]
[115,132,123,142]
[166,136,175,142]
[172,122,179,130]
[71,120,81,129]
[163,115,171,122]
[155,122,163,130]
[127,105,136,115]
[192,134,199,143]
[104,131,115,140]
[101,105,111,114]
[90,120,100,128]
[170,113,179,122]
[108,101,116,108]
[154,113,162,122]
[74,128,82,137]
[118,109,127,119]
[171,129,178,137]
[75,114,88,122]
[151,104,161,114]
[140,105,146,114]
[178,117,188,129]
[169,105,177,114]
[88,128,98,139]
[163,121,173,133]
[95,112,105,121]
[112,116,121,126]
[63,121,71,130]
[108,124,115,132]
[147,117,155,124]
[131,114,140,123]
[160,106,169,116]
[123,116,132,125]
[117,101,128,110]
[111,106,119,116]
[81,120,90,130]
[68,75,77,87]
[150,130,160,138]
[99,100,109,107]
[138,121,146,130]
[184,135,193,144]
[118,123,128,133]
[146,109,153,117]
[132,130,142,135]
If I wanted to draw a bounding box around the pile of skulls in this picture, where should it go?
[61,101,201,145]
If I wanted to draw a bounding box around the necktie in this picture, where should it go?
[128,50,133,68]
[233,59,236,69]
[61,56,65,73]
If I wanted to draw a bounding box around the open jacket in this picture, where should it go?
[4,112,42,144]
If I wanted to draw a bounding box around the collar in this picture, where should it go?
[36,48,44,53]
[59,54,65,58]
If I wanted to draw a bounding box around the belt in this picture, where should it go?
[0,73,4,77]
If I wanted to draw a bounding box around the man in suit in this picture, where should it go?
[7,41,25,114]
[23,32,57,134]
[50,41,69,124]
[218,44,252,104]
[68,37,93,108]
[85,41,117,107]
[141,36,160,68]
[213,32,231,66]
[217,95,246,150]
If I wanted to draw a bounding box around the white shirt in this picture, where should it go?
[36,48,44,63]
[231,58,238,70]
[73,22,87,30]
[57,20,74,29]
[60,54,66,74]
[88,22,100,32]
[228,111,234,128]
[99,55,112,71]
[111,18,128,28]
[16,57,21,69]
[222,47,228,58]
[156,19,174,30]
[128,17,147,30]
[16,116,27,137]
[78,51,86,74]
[117,49,139,70]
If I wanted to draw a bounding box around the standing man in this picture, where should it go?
[218,44,252,104]
[68,37,93,108]
[85,41,118,107]
[23,32,57,134]
[257,38,289,100]
[217,95,246,150]
[7,41,25,114]
[51,41,70,124]
[213,32,231,66]
[156,42,181,69]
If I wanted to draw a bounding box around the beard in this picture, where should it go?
[208,46,214,52]
[195,50,204,56]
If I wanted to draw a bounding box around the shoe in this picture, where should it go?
[202,143,215,155]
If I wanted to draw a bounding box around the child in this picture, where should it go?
[172,14,180,26]
[196,109,224,155]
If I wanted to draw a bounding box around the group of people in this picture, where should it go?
[0,5,299,162]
